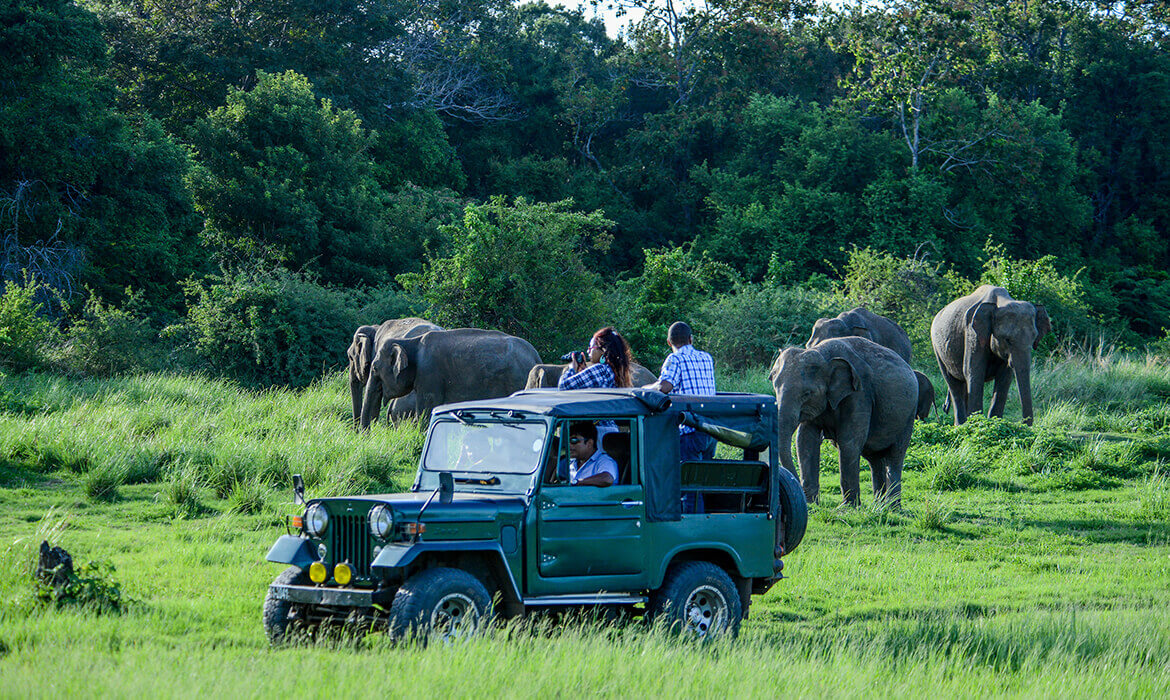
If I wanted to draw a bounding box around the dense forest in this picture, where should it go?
[2,0,1168,385]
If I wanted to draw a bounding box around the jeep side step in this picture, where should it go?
[523,593,647,606]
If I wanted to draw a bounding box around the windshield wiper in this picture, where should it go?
[453,411,473,425]
[489,410,526,426]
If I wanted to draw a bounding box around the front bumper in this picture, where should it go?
[269,584,375,607]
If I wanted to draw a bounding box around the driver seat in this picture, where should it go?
[602,432,632,485]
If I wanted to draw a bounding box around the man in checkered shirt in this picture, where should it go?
[645,321,716,462]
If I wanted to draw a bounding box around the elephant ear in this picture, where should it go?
[827,357,860,410]
[357,334,374,380]
[1033,304,1051,348]
[392,342,411,375]
[850,326,873,341]
[964,301,996,348]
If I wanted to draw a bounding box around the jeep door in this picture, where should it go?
[529,420,649,593]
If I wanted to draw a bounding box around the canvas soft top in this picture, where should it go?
[433,389,778,523]
[434,388,774,420]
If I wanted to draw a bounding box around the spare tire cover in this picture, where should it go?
[777,467,807,554]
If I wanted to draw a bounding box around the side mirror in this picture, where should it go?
[293,474,305,505]
[439,471,454,503]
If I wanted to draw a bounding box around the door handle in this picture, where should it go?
[621,500,643,508]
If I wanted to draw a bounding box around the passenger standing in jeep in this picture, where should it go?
[644,322,717,461]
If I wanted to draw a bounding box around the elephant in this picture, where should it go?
[769,337,919,507]
[524,362,657,389]
[806,307,913,363]
[930,285,1050,426]
[360,328,542,428]
[914,371,935,420]
[348,318,442,427]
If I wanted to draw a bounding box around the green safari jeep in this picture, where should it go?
[264,388,807,641]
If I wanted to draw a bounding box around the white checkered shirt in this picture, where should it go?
[659,344,716,434]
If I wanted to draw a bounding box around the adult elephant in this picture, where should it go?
[806,307,913,363]
[348,318,442,427]
[360,328,541,428]
[524,362,657,389]
[930,285,1050,426]
[769,337,918,507]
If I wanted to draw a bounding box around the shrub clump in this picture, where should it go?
[161,468,204,517]
[167,266,360,388]
[82,463,125,502]
[0,278,57,373]
[926,445,982,491]
[58,289,163,376]
[36,558,124,614]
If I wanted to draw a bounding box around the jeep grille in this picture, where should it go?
[329,514,372,579]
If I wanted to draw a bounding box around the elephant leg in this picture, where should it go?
[964,360,988,424]
[838,443,863,507]
[885,453,904,509]
[937,351,967,426]
[795,423,823,504]
[941,372,968,426]
[988,364,1013,419]
[868,454,888,499]
[350,377,364,428]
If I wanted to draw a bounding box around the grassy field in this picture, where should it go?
[1,355,1169,697]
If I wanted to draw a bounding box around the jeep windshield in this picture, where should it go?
[422,419,548,476]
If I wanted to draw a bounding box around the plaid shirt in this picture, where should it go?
[558,362,616,390]
[659,344,716,434]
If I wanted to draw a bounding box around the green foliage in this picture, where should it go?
[169,267,359,388]
[401,196,613,359]
[914,496,954,531]
[187,71,395,286]
[35,559,123,614]
[610,245,739,364]
[925,444,981,491]
[837,246,965,360]
[82,462,123,502]
[162,467,204,518]
[980,247,1097,344]
[696,282,838,370]
[0,278,57,373]
[1134,466,1170,521]
[58,288,162,376]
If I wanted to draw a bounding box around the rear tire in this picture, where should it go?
[648,561,742,640]
[388,567,493,642]
[263,566,310,644]
[777,466,808,553]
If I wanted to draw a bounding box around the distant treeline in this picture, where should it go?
[2,0,1168,384]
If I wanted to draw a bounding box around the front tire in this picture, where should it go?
[388,567,493,642]
[263,566,310,644]
[648,561,742,640]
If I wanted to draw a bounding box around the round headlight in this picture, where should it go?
[305,503,329,537]
[369,504,393,539]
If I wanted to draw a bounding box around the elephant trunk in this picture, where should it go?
[1013,355,1034,426]
[359,377,383,430]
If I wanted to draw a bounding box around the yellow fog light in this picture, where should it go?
[334,562,353,585]
[309,561,328,584]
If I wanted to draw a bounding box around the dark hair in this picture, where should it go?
[569,421,597,443]
[668,321,693,346]
[592,326,634,387]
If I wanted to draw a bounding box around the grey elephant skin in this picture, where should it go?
[348,318,442,427]
[361,328,541,427]
[930,285,1050,425]
[770,337,918,507]
[806,307,913,363]
[524,362,657,389]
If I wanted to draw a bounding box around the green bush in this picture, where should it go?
[83,463,125,502]
[835,247,965,361]
[610,245,740,364]
[400,196,613,360]
[980,247,1100,347]
[162,467,204,518]
[696,281,838,370]
[35,559,124,614]
[58,289,163,376]
[168,266,360,388]
[0,278,57,373]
